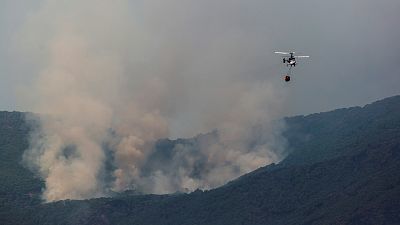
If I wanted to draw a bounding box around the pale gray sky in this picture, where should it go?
[5,0,400,199]
[1,0,399,116]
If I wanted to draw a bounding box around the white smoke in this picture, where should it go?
[18,0,288,201]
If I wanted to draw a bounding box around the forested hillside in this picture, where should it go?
[0,96,399,225]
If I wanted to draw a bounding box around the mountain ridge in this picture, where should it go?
[0,95,399,224]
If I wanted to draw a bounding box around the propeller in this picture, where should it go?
[274,51,293,55]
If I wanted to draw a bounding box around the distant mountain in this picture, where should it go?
[282,95,400,166]
[0,112,43,224]
[0,96,399,225]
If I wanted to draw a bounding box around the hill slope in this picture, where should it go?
[0,96,399,224]
[282,95,400,165]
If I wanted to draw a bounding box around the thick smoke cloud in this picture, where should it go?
[19,0,288,201]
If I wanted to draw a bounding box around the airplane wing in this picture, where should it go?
[295,55,310,58]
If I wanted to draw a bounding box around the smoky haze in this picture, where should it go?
[2,0,400,113]
[2,0,399,201]
[18,0,289,201]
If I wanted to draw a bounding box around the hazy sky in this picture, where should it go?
[3,0,400,201]
[1,0,399,116]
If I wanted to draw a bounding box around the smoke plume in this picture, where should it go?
[19,0,288,201]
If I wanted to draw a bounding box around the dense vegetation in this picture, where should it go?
[0,112,43,224]
[0,96,399,224]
